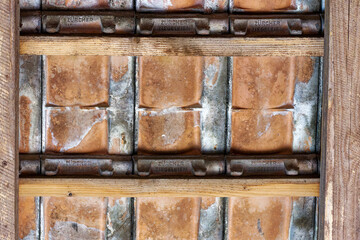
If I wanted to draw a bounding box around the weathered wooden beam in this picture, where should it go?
[319,0,360,239]
[20,36,324,56]
[0,0,19,239]
[19,178,320,197]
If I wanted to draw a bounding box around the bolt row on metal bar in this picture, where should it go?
[21,11,324,36]
[20,154,319,177]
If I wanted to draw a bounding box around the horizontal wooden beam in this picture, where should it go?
[19,178,320,197]
[20,36,324,56]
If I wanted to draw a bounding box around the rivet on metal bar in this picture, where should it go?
[41,156,133,177]
[42,12,135,34]
[19,155,41,176]
[20,11,41,33]
[136,14,229,35]
[230,14,322,36]
[134,155,225,177]
[226,155,318,177]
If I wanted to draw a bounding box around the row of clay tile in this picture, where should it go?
[19,196,317,240]
[20,0,322,12]
[20,56,321,155]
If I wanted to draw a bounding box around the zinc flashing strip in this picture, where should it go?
[108,56,135,155]
[292,57,320,153]
[201,57,228,154]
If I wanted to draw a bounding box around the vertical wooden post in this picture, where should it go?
[320,0,360,239]
[0,0,19,239]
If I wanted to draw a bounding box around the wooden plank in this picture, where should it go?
[319,0,360,239]
[0,0,19,239]
[19,178,320,197]
[19,36,324,56]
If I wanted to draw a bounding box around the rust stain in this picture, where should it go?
[111,56,129,82]
[296,56,315,83]
[204,57,220,87]
[19,96,32,153]
[19,197,37,239]
[109,138,121,154]
[201,197,216,210]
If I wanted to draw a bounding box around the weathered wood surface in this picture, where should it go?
[19,178,320,197]
[20,36,324,56]
[0,0,18,239]
[319,0,360,239]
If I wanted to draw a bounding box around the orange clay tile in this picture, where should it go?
[45,108,108,154]
[43,197,107,240]
[136,197,201,240]
[231,110,293,154]
[228,197,293,240]
[137,0,203,11]
[19,197,37,240]
[138,110,201,154]
[232,0,295,11]
[138,56,203,109]
[43,0,133,10]
[232,56,296,109]
[46,56,109,107]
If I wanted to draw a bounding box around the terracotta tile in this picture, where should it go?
[138,56,203,109]
[232,57,296,109]
[45,56,110,107]
[136,197,201,240]
[43,197,107,240]
[19,197,38,240]
[107,198,132,240]
[137,0,228,12]
[138,110,201,154]
[111,56,130,83]
[45,108,108,154]
[137,0,203,11]
[19,55,41,153]
[42,0,133,10]
[228,197,293,240]
[230,110,293,154]
[232,0,295,11]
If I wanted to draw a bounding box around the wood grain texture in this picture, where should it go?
[320,0,360,239]
[19,36,324,56]
[0,0,18,239]
[19,178,320,197]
